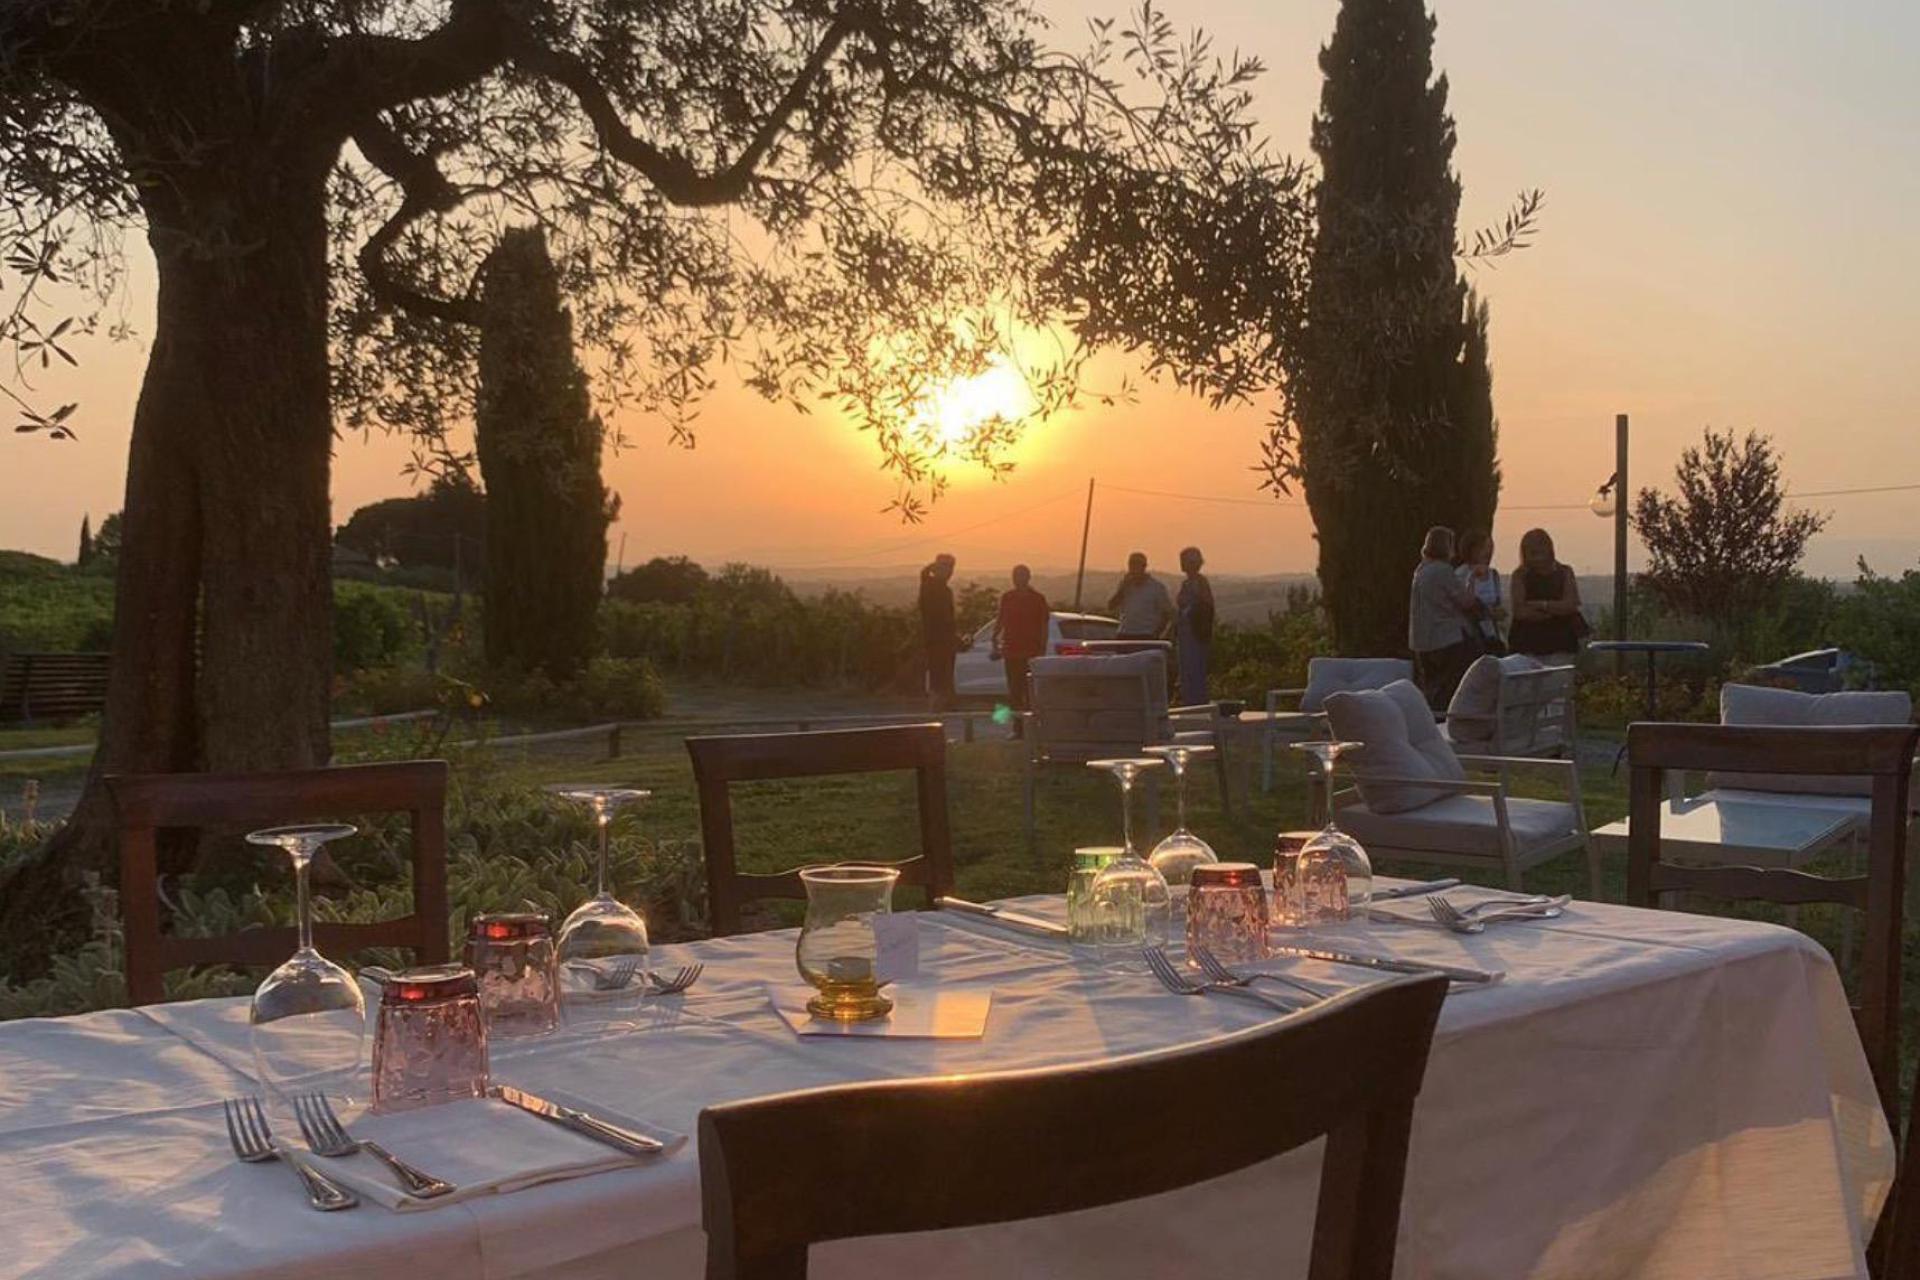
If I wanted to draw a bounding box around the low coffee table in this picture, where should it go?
[1590,794,1861,871]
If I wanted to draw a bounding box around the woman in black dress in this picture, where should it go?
[1507,529,1585,662]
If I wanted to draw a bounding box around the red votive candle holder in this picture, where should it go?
[370,964,489,1113]
[1186,861,1271,964]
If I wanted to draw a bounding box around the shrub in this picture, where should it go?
[334,581,416,673]
[1832,560,1920,698]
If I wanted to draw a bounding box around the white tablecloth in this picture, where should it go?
[0,887,1891,1280]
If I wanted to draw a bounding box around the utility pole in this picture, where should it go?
[1614,414,1630,672]
[1072,477,1094,611]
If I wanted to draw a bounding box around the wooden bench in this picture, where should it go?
[0,652,110,723]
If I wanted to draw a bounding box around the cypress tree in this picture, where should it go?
[475,228,617,678]
[1295,0,1501,655]
[77,514,93,566]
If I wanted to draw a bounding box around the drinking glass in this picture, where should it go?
[1141,744,1218,886]
[1083,758,1172,956]
[370,965,489,1114]
[1185,862,1270,964]
[795,865,900,1021]
[1270,830,1318,929]
[465,913,561,1036]
[547,785,652,1004]
[1067,846,1122,947]
[246,823,367,1106]
[1289,741,1374,920]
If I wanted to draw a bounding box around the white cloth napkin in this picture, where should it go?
[307,1093,683,1212]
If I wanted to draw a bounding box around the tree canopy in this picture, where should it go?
[4,0,1307,514]
[1633,428,1829,622]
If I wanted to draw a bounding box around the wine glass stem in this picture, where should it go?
[596,813,611,898]
[1174,763,1188,832]
[291,843,315,953]
[1119,776,1134,856]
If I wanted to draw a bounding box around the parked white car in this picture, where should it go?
[952,611,1122,698]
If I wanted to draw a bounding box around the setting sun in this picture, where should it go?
[917,362,1038,448]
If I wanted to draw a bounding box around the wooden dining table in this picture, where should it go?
[0,881,1890,1280]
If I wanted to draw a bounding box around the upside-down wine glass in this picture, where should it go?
[1083,757,1172,957]
[1288,740,1373,921]
[246,823,367,1107]
[548,786,652,1008]
[1140,744,1218,887]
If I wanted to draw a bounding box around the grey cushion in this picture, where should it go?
[1712,684,1914,796]
[1323,679,1466,814]
[1335,795,1580,857]
[1446,654,1543,730]
[1300,657,1415,713]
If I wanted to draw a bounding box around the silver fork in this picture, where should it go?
[1189,945,1331,1003]
[647,962,703,996]
[567,955,646,991]
[223,1096,358,1211]
[293,1092,456,1198]
[1428,894,1568,934]
[1142,948,1301,1013]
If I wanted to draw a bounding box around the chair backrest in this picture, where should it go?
[1488,664,1577,757]
[1625,722,1920,1122]
[685,724,954,937]
[699,974,1448,1280]
[109,760,452,1007]
[1300,657,1415,714]
[1713,683,1915,797]
[1026,652,1169,763]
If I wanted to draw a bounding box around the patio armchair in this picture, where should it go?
[1262,657,1415,791]
[1320,679,1600,894]
[1024,651,1227,851]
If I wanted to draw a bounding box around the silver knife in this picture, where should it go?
[1270,944,1500,985]
[935,896,1070,939]
[491,1085,664,1156]
[1370,878,1460,901]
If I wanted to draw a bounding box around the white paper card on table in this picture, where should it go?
[769,983,991,1038]
[873,912,921,982]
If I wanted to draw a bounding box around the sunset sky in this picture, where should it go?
[4,0,1916,581]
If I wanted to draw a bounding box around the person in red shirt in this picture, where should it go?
[993,564,1050,736]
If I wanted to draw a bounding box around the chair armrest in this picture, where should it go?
[1168,702,1218,717]
[1455,753,1577,775]
[1334,771,1505,796]
[1265,688,1307,713]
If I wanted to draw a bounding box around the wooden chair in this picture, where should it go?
[686,724,955,937]
[109,760,452,1007]
[1625,722,1920,1125]
[700,972,1448,1279]
[1883,1053,1920,1277]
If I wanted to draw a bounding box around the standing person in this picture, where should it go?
[918,553,958,711]
[1175,546,1215,703]
[1454,530,1506,655]
[1107,551,1174,640]
[1507,528,1585,664]
[1407,526,1482,709]
[993,564,1050,736]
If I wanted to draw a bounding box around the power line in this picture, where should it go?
[1106,478,1920,513]
[780,486,1082,568]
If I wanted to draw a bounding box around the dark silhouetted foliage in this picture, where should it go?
[609,556,710,606]
[335,476,486,576]
[1287,0,1506,656]
[475,228,615,679]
